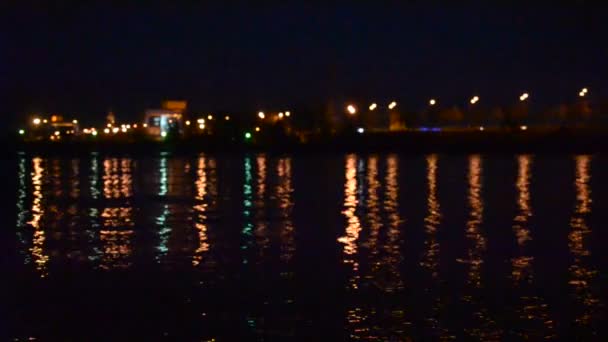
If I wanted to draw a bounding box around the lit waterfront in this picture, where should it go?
[8,153,608,340]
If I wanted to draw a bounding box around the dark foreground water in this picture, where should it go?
[6,153,608,340]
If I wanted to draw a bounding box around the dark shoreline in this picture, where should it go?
[8,130,608,156]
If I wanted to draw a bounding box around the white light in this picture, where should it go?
[54,131,60,136]
[43,119,48,123]
[199,124,205,129]
[579,92,585,97]
[92,131,98,136]
[33,118,41,125]
[72,119,78,124]
[429,99,436,106]
[186,120,191,126]
[346,105,357,115]
[225,115,230,121]
[104,128,110,134]
[143,123,148,128]
[388,101,397,110]
[278,112,284,119]
[18,129,25,135]
[258,112,265,119]
[207,115,213,120]
[582,87,588,93]
[161,131,167,137]
[126,124,131,129]
[197,118,205,124]
[121,127,127,133]
[255,126,261,132]
[479,126,484,131]
[112,127,119,133]
[369,103,377,111]
[285,111,291,117]
[357,127,365,134]
[520,125,528,131]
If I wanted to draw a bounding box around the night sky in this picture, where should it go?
[2,2,607,126]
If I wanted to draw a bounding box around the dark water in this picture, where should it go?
[6,153,608,340]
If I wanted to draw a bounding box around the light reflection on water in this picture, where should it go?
[11,153,607,340]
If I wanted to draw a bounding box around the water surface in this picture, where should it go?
[8,153,608,340]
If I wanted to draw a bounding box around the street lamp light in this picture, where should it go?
[470,96,479,104]
[369,103,377,111]
[429,99,437,106]
[579,88,588,97]
[285,111,291,117]
[33,118,41,125]
[519,92,529,101]
[388,101,397,110]
[258,111,265,119]
[346,104,357,115]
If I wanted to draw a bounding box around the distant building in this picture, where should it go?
[143,101,187,139]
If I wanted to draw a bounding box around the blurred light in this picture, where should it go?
[186,120,191,126]
[225,115,230,121]
[92,130,98,136]
[107,123,112,127]
[112,127,119,134]
[161,131,167,138]
[245,132,252,139]
[285,111,291,117]
[255,126,260,132]
[121,127,127,133]
[207,115,213,120]
[83,128,91,134]
[582,87,588,93]
[143,123,148,128]
[388,101,397,110]
[72,119,78,124]
[18,129,25,135]
[579,92,585,97]
[520,92,529,101]
[470,96,479,104]
[258,112,265,119]
[199,124,205,129]
[43,119,48,123]
[520,125,528,131]
[197,118,205,124]
[429,99,436,106]
[104,128,110,134]
[479,126,484,131]
[33,118,41,125]
[346,104,357,115]
[278,112,284,119]
[54,131,60,136]
[133,124,138,128]
[126,124,131,129]
[357,127,365,134]
[369,103,377,111]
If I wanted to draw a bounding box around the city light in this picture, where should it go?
[18,129,25,135]
[33,118,41,125]
[346,104,357,115]
[121,127,127,133]
[357,127,365,134]
[285,111,291,117]
[225,115,230,121]
[43,119,48,124]
[186,120,191,126]
[245,132,252,139]
[92,130,98,136]
[161,131,167,138]
[579,88,588,97]
[207,115,213,120]
[520,125,528,131]
[278,112,284,119]
[255,126,260,132]
[133,124,138,128]
[143,123,148,128]
[72,119,78,124]
[258,112,265,119]
[369,103,377,111]
[104,128,110,134]
[199,123,205,129]
[197,118,205,124]
[429,99,436,106]
[126,124,131,129]
[479,126,485,131]
[519,92,529,101]
[112,127,119,133]
[388,101,397,110]
[470,96,479,104]
[54,131,60,136]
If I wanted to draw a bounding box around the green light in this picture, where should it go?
[18,129,25,135]
[245,132,252,139]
